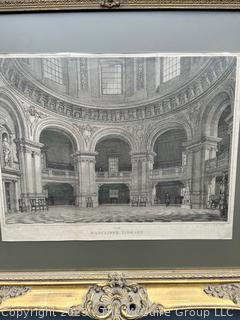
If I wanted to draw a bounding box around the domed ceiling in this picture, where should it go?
[0,55,235,123]
[16,56,210,109]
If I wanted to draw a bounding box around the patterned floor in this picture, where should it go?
[5,205,225,224]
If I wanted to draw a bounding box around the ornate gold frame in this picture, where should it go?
[0,269,240,319]
[0,0,240,12]
[0,2,239,319]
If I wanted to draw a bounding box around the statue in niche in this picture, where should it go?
[11,137,19,163]
[2,133,12,167]
[152,185,156,206]
[181,181,191,208]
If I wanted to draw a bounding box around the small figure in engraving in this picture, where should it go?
[165,193,170,207]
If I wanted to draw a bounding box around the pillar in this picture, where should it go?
[131,152,155,205]
[74,152,98,208]
[17,139,45,208]
[185,136,220,209]
[226,113,233,167]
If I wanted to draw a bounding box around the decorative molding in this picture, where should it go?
[23,104,48,137]
[100,0,121,8]
[0,0,239,11]
[76,124,99,144]
[124,122,150,151]
[136,58,145,90]
[0,286,31,304]
[204,283,240,304]
[69,273,162,320]
[0,57,234,123]
[183,101,202,136]
[79,58,89,91]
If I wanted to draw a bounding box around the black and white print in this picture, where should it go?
[0,53,239,241]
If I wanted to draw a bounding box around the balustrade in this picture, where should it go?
[205,152,229,173]
[151,166,185,180]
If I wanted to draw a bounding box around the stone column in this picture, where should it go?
[131,152,155,205]
[185,136,220,209]
[17,139,44,208]
[74,152,98,208]
[226,113,233,166]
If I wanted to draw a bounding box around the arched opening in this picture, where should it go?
[44,183,75,206]
[217,106,231,157]
[95,137,131,175]
[0,104,22,214]
[153,129,187,169]
[155,181,183,205]
[152,129,187,207]
[206,106,232,216]
[40,129,77,206]
[40,129,76,171]
[98,184,130,205]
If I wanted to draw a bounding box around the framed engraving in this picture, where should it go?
[0,53,239,241]
[0,6,240,320]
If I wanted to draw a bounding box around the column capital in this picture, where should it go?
[184,136,222,151]
[74,151,98,158]
[131,151,156,162]
[16,138,44,154]
[73,151,98,163]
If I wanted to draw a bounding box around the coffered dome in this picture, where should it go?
[0,55,235,123]
[11,56,209,108]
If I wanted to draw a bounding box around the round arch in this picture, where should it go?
[0,89,28,138]
[147,120,192,153]
[89,127,135,153]
[201,92,232,137]
[33,118,85,152]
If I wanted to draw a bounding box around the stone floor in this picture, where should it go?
[5,205,225,224]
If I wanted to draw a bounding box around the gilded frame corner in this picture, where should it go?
[0,0,240,12]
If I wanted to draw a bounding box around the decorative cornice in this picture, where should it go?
[69,273,162,320]
[0,0,239,12]
[0,286,31,304]
[0,57,235,123]
[204,283,240,305]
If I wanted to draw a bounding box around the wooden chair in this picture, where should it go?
[38,198,48,211]
[139,196,147,207]
[30,199,37,212]
[18,199,27,212]
[131,196,139,207]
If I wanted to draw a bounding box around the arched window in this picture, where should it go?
[163,57,181,82]
[43,58,63,84]
[100,62,122,95]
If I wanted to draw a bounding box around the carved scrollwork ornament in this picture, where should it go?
[204,283,240,304]
[0,286,31,304]
[69,273,163,320]
[100,0,121,8]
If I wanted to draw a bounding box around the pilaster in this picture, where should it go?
[131,152,155,205]
[184,136,220,209]
[17,139,45,205]
[74,152,98,208]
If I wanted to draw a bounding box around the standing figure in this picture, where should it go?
[152,185,156,205]
[165,193,170,207]
[2,134,11,167]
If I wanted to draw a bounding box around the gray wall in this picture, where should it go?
[0,11,240,271]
